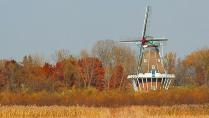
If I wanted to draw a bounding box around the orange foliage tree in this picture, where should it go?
[182,48,209,86]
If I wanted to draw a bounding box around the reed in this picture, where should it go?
[0,105,209,118]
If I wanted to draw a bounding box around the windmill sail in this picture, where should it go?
[119,6,151,43]
[142,6,150,38]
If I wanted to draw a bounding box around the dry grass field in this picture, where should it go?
[0,105,209,118]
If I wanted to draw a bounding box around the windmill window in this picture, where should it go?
[152,65,155,69]
[144,59,147,62]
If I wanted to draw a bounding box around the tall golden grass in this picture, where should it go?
[0,105,209,118]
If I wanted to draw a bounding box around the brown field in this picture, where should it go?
[0,105,209,118]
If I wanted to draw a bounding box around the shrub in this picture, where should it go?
[0,87,209,106]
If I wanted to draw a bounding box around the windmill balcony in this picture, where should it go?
[128,73,175,91]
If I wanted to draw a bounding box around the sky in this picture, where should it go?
[0,0,209,61]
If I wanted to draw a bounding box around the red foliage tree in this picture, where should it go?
[42,63,55,79]
[78,57,105,90]
[109,65,125,89]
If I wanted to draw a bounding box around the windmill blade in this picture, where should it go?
[139,53,144,67]
[142,6,150,38]
[139,45,143,65]
[138,45,144,72]
[147,38,168,41]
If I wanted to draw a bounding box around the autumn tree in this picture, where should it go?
[0,60,7,90]
[22,55,44,67]
[42,63,55,78]
[172,58,195,86]
[54,49,73,62]
[55,57,82,89]
[18,55,53,92]
[109,65,128,89]
[92,40,137,90]
[182,48,209,86]
[1,60,25,91]
[164,52,176,74]
[78,57,105,90]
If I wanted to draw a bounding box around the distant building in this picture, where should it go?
[128,48,175,91]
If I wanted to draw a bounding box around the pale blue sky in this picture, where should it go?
[0,0,209,61]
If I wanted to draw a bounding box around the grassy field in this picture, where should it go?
[0,105,209,118]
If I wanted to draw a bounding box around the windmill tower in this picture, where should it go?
[120,6,175,91]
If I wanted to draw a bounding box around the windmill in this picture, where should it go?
[120,5,175,91]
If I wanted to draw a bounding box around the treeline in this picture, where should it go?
[0,40,208,93]
[0,40,136,92]
[166,48,209,87]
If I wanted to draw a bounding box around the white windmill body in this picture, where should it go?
[120,6,175,91]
